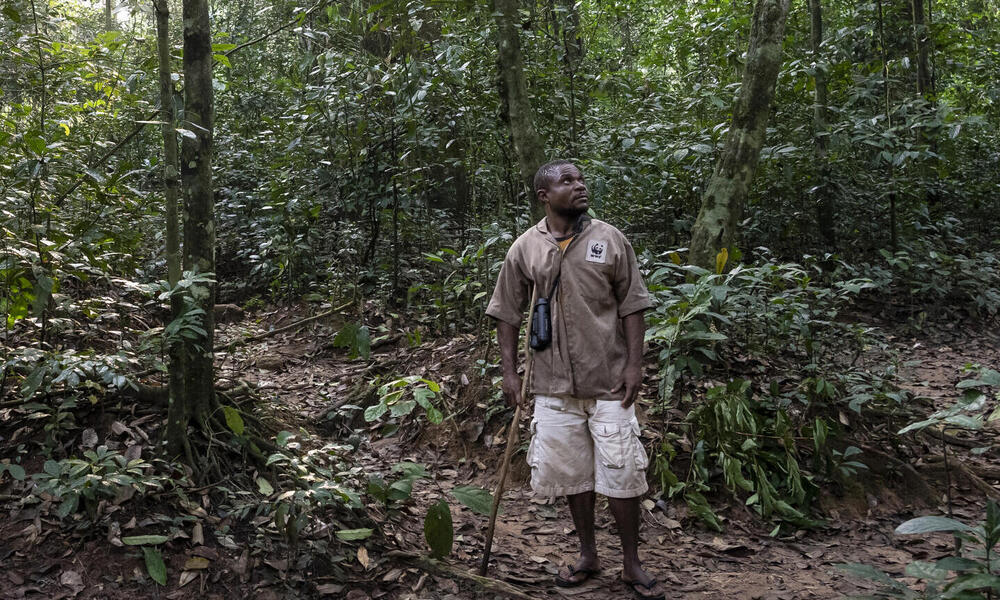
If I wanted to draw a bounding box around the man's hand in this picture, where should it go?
[497,320,525,408]
[615,310,646,408]
[611,364,642,408]
[502,371,524,408]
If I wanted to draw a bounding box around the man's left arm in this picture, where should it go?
[612,309,645,408]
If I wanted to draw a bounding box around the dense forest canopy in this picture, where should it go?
[2,0,1000,597]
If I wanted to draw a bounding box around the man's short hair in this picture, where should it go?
[533,159,577,197]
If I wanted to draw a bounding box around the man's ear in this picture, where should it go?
[536,188,547,204]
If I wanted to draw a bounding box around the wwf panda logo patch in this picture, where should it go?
[586,240,608,264]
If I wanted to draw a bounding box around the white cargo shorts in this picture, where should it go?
[526,395,649,499]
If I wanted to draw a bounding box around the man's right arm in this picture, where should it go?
[497,320,523,407]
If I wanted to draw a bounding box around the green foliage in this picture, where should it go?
[30,446,168,521]
[424,499,453,559]
[365,461,429,509]
[332,322,371,360]
[142,547,168,586]
[365,376,443,426]
[450,485,495,516]
[655,380,818,530]
[838,501,1000,599]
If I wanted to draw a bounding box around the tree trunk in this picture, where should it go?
[911,0,931,98]
[688,0,791,269]
[165,0,216,460]
[493,0,546,222]
[154,0,185,456]
[105,0,115,31]
[809,0,835,250]
[558,0,584,153]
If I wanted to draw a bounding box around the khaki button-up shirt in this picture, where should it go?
[486,217,655,401]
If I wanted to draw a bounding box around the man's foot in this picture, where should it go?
[555,559,601,587]
[622,566,665,600]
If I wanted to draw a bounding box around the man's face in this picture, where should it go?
[539,164,588,218]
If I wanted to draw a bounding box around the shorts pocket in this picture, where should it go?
[594,423,626,469]
[631,420,649,471]
[526,419,539,468]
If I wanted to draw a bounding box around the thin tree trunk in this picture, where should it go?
[493,0,546,222]
[105,0,115,31]
[809,0,835,250]
[877,0,897,250]
[911,0,931,98]
[166,0,216,460]
[154,0,185,454]
[688,0,791,269]
[558,0,584,154]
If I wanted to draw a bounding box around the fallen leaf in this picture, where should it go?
[184,557,210,570]
[357,546,370,569]
[81,429,98,449]
[191,522,204,545]
[178,571,198,587]
[60,570,83,589]
[316,583,345,595]
[263,559,287,571]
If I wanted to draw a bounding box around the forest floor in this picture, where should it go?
[2,306,999,599]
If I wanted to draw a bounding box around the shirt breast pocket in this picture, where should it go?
[576,263,616,307]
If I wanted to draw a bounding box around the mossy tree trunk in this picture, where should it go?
[165,0,216,462]
[689,0,790,269]
[493,0,546,222]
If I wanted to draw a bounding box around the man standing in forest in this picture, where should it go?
[486,160,664,600]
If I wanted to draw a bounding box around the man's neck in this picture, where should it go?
[545,212,584,238]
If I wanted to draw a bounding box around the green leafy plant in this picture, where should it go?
[838,500,1000,599]
[364,376,443,425]
[30,446,168,520]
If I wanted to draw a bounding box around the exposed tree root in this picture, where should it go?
[918,456,1000,500]
[921,427,988,450]
[385,550,535,600]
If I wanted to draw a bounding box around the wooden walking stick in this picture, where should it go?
[479,284,538,576]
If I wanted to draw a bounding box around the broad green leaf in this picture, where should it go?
[895,516,973,535]
[143,547,167,585]
[21,365,49,399]
[946,573,1000,594]
[123,535,169,545]
[222,406,245,436]
[364,402,388,422]
[256,477,274,496]
[5,464,26,480]
[26,136,46,155]
[835,563,906,588]
[276,431,294,447]
[450,486,494,516]
[389,400,416,417]
[424,499,453,559]
[336,528,374,541]
[904,560,948,580]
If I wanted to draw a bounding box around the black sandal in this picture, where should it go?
[623,577,666,600]
[555,564,601,587]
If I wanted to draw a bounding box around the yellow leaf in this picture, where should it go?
[357,546,370,569]
[715,248,729,274]
[59,122,70,136]
[668,251,681,265]
[183,557,210,570]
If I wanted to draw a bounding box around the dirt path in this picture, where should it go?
[321,323,1000,600]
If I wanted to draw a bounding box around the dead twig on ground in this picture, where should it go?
[387,551,535,600]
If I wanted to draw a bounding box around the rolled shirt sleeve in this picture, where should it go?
[613,236,655,318]
[486,243,530,327]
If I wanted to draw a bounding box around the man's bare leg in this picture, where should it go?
[608,497,664,596]
[558,491,600,584]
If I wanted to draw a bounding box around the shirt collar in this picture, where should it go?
[535,214,592,237]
